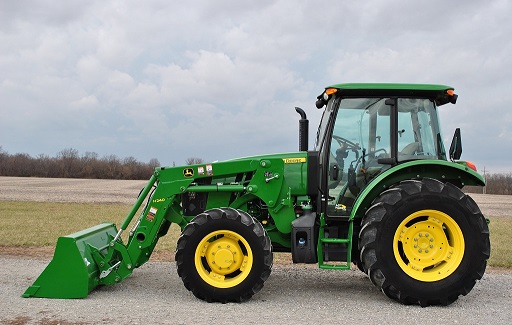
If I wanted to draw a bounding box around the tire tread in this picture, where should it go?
[359,178,490,306]
[176,208,273,303]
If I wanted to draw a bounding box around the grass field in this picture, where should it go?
[0,200,509,267]
[0,201,180,252]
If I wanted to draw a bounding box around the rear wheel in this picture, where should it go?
[176,208,273,302]
[359,178,490,306]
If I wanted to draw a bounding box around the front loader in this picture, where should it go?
[24,83,490,306]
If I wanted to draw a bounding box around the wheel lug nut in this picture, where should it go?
[430,238,434,242]
[418,249,422,253]
[414,244,418,248]
[430,244,434,248]
[419,233,423,237]
[425,249,429,253]
[414,238,418,241]
[425,233,429,237]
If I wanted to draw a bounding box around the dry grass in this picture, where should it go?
[0,201,180,255]
[0,200,510,267]
[0,201,130,246]
[488,218,512,267]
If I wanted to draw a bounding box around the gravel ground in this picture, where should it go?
[1,256,511,325]
[1,177,511,324]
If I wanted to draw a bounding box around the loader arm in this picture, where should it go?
[24,152,310,298]
[98,155,302,285]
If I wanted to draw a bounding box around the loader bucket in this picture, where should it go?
[22,222,118,299]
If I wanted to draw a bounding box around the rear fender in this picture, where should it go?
[350,160,485,221]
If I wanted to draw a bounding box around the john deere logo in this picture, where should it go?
[183,168,194,178]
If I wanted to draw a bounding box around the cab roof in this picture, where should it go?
[325,83,456,105]
[328,83,453,91]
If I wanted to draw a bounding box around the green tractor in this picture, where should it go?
[24,83,490,306]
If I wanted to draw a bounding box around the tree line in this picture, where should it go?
[0,147,510,194]
[0,147,160,180]
[464,173,512,195]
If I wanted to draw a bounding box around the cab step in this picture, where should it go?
[317,214,353,270]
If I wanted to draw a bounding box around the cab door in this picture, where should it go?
[319,97,391,217]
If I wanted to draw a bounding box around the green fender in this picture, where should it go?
[350,160,485,221]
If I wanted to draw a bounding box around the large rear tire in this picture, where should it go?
[359,178,490,306]
[176,208,273,303]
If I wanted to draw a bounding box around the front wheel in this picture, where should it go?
[359,178,490,306]
[176,208,273,303]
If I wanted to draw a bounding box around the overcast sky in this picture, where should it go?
[1,0,510,173]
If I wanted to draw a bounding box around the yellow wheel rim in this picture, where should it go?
[393,209,464,282]
[195,230,253,288]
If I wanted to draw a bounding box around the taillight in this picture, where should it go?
[466,161,477,171]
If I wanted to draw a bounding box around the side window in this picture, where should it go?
[417,110,436,156]
[374,104,391,158]
[397,98,439,161]
[397,110,416,154]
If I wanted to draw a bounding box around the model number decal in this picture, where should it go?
[152,198,165,203]
[283,158,306,164]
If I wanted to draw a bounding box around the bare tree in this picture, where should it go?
[35,154,54,177]
[103,154,121,179]
[148,158,160,169]
[185,157,204,165]
[80,151,99,178]
[0,146,8,175]
[58,148,80,178]
[0,148,162,180]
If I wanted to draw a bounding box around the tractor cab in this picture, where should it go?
[314,84,457,217]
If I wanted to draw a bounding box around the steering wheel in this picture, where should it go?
[332,135,360,152]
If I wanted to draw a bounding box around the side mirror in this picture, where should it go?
[449,128,462,161]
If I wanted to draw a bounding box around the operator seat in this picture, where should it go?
[400,142,419,155]
[398,142,420,161]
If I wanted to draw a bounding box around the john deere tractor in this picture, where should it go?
[24,83,490,306]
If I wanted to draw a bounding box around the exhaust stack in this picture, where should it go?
[295,107,308,151]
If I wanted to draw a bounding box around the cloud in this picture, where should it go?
[0,0,511,171]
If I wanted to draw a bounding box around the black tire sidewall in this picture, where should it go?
[376,191,483,300]
[178,210,269,302]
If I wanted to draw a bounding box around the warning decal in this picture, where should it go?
[146,206,158,222]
